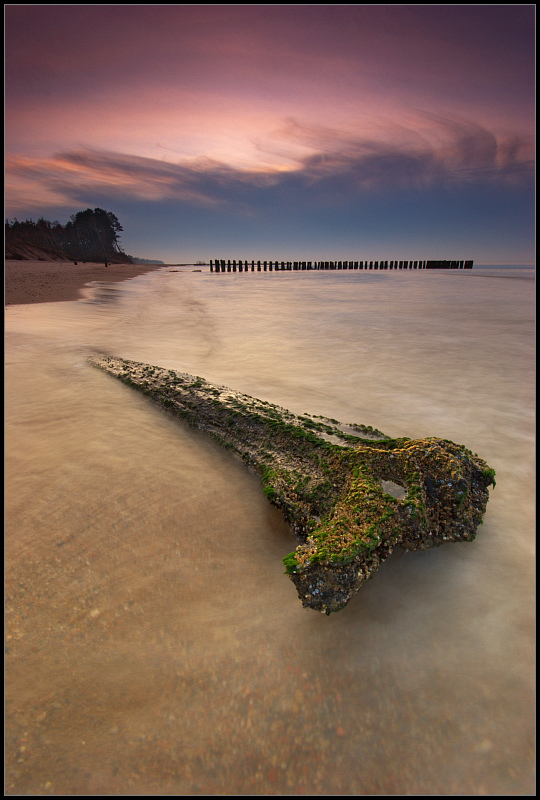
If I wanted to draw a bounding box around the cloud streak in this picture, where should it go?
[5,116,533,218]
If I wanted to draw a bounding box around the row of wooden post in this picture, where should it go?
[210,259,473,272]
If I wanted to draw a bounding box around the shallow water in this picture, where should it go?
[5,267,535,795]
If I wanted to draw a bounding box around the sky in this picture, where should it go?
[4,5,535,264]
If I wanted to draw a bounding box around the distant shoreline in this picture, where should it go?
[4,259,165,306]
[6,260,532,307]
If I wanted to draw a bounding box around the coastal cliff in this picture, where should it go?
[5,242,72,261]
[89,354,496,613]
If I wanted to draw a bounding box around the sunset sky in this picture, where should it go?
[5,5,535,264]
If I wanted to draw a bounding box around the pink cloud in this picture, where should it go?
[5,111,533,219]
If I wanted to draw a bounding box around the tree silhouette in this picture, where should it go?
[5,208,131,262]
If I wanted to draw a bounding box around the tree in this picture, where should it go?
[64,208,125,260]
[5,208,132,262]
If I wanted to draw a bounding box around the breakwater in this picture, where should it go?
[210,259,473,272]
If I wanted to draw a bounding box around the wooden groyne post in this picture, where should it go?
[210,259,473,272]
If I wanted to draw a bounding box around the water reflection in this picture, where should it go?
[5,268,534,795]
[82,282,126,305]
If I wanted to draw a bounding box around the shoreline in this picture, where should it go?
[5,260,166,306]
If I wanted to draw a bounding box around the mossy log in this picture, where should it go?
[88,354,496,614]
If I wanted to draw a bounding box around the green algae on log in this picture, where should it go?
[88,354,496,614]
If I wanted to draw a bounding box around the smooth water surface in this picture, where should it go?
[5,267,534,795]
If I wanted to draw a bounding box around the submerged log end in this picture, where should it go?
[287,552,388,615]
[283,438,495,613]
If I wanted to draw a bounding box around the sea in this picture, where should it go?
[5,264,535,795]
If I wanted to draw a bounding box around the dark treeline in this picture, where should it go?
[5,208,132,262]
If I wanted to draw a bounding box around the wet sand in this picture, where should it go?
[5,260,165,306]
[5,267,535,796]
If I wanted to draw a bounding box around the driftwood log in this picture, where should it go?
[89,354,495,614]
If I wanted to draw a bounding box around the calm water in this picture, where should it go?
[5,267,535,795]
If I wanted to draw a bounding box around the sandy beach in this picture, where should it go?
[5,267,535,795]
[5,260,165,306]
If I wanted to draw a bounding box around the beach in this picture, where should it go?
[5,264,535,795]
[5,260,164,306]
